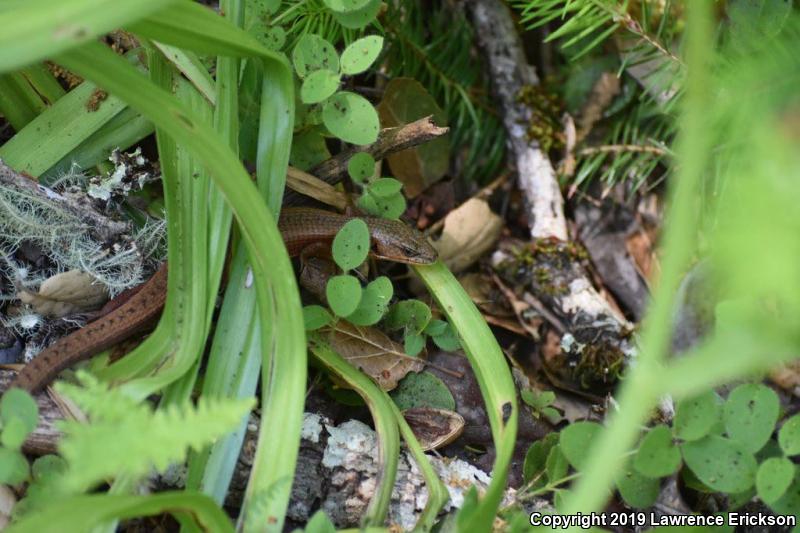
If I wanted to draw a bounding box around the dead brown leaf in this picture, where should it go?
[19,270,108,318]
[626,228,659,286]
[402,406,465,451]
[328,321,424,390]
[376,78,450,197]
[433,198,502,273]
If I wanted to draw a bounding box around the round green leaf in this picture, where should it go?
[385,299,432,333]
[424,319,448,337]
[322,0,372,12]
[323,91,380,145]
[303,305,333,331]
[291,129,331,171]
[674,390,722,441]
[559,421,602,471]
[331,0,381,29]
[1,417,29,450]
[779,414,800,456]
[367,178,404,198]
[403,331,425,357]
[523,433,559,486]
[1,388,39,437]
[341,36,384,75]
[757,456,795,504]
[634,425,681,479]
[390,371,455,411]
[31,454,67,481]
[292,34,339,78]
[346,276,393,325]
[723,383,780,453]
[347,152,375,183]
[0,447,29,485]
[264,26,285,51]
[326,275,362,317]
[431,321,460,351]
[357,191,407,220]
[769,470,800,517]
[681,435,757,493]
[301,69,341,104]
[332,218,370,271]
[545,444,570,484]
[615,462,661,509]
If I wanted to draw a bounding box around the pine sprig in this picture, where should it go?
[514,0,684,65]
[54,373,254,493]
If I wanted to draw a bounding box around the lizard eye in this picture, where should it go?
[399,243,421,258]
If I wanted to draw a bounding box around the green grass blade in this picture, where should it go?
[187,0,256,498]
[129,2,289,66]
[0,0,176,72]
[0,73,41,130]
[309,335,400,527]
[55,43,305,529]
[153,42,216,105]
[5,492,233,533]
[0,73,128,176]
[20,63,65,104]
[412,261,517,528]
[41,106,153,181]
[561,0,715,516]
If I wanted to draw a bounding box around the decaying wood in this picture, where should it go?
[284,116,449,205]
[0,160,130,244]
[469,0,636,392]
[468,1,566,241]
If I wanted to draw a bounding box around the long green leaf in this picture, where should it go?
[561,0,715,516]
[309,335,400,527]
[0,75,126,175]
[0,0,175,72]
[53,38,304,531]
[42,107,153,181]
[0,73,42,129]
[413,261,517,529]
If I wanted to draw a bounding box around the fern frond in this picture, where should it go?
[573,84,675,193]
[54,373,254,493]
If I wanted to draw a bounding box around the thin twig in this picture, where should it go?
[284,116,449,206]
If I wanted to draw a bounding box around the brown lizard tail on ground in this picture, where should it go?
[10,208,437,393]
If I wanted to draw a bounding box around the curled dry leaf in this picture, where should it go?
[402,406,465,451]
[18,270,109,318]
[328,321,424,390]
[433,198,502,273]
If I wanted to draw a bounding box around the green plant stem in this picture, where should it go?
[309,335,400,527]
[55,29,303,530]
[561,0,714,519]
[413,261,517,529]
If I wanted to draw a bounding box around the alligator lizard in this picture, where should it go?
[11,207,437,393]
